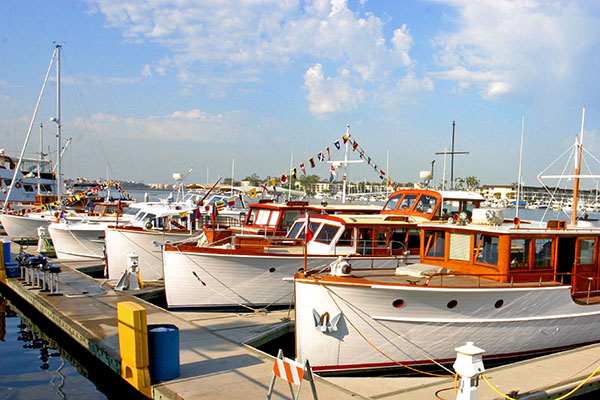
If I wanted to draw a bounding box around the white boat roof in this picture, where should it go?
[434,190,485,201]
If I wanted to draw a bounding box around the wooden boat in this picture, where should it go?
[295,108,600,374]
[294,212,600,374]
[161,189,483,309]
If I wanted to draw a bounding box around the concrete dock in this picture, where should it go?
[2,259,600,399]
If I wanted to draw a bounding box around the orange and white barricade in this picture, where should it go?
[266,349,318,400]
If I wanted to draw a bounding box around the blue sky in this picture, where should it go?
[2,0,600,190]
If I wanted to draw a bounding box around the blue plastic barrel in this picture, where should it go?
[2,239,12,264]
[147,324,180,382]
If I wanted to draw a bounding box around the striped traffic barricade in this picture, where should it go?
[266,349,318,400]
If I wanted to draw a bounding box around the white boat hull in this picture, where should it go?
[105,227,189,281]
[295,278,600,373]
[48,221,107,260]
[162,251,400,309]
[0,213,54,238]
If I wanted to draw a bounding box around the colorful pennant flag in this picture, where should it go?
[300,163,306,175]
[249,188,257,199]
[334,141,341,150]
[318,152,325,162]
[309,158,315,168]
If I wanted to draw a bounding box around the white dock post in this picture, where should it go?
[453,342,485,400]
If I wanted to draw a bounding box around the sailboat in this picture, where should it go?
[0,44,66,239]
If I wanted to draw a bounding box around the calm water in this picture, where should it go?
[0,291,145,400]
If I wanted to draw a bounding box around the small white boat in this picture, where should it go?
[48,202,137,260]
[105,192,246,281]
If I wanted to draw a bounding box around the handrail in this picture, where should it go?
[425,271,597,287]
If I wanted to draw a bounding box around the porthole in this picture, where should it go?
[495,299,504,309]
[392,299,405,308]
[447,300,458,309]
[269,267,276,273]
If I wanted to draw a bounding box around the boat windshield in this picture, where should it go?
[414,195,438,214]
[287,221,304,238]
[383,194,403,211]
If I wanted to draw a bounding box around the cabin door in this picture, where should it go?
[556,237,576,285]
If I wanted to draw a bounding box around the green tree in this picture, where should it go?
[243,173,261,186]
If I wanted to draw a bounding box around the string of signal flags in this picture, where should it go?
[250,131,393,199]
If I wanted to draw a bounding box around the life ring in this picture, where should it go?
[145,221,153,230]
[14,182,21,189]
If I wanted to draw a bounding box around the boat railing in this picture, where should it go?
[425,271,600,304]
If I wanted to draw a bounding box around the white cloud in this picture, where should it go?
[88,0,428,113]
[303,63,363,114]
[141,64,152,78]
[73,108,245,142]
[396,73,434,93]
[429,0,600,98]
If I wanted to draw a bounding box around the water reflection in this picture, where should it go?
[0,295,108,400]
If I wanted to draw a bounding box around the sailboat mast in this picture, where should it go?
[2,45,56,212]
[572,106,586,225]
[342,125,349,203]
[55,44,62,203]
[516,116,524,218]
[38,123,43,195]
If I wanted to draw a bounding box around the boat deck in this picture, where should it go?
[317,263,565,288]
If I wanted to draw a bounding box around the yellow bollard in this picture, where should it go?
[117,301,152,398]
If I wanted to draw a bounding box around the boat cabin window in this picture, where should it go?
[438,200,478,218]
[534,239,553,268]
[268,210,280,227]
[383,194,402,211]
[315,224,340,245]
[40,184,52,192]
[287,221,304,238]
[578,239,596,265]
[424,230,445,258]
[463,201,477,216]
[510,239,531,269]
[281,210,302,230]
[390,228,420,252]
[23,184,34,192]
[358,229,373,255]
[414,195,438,214]
[398,195,418,211]
[475,234,499,265]
[296,221,321,240]
[375,230,388,248]
[255,209,271,225]
[337,228,354,246]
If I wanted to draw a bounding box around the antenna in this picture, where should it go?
[436,121,469,190]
